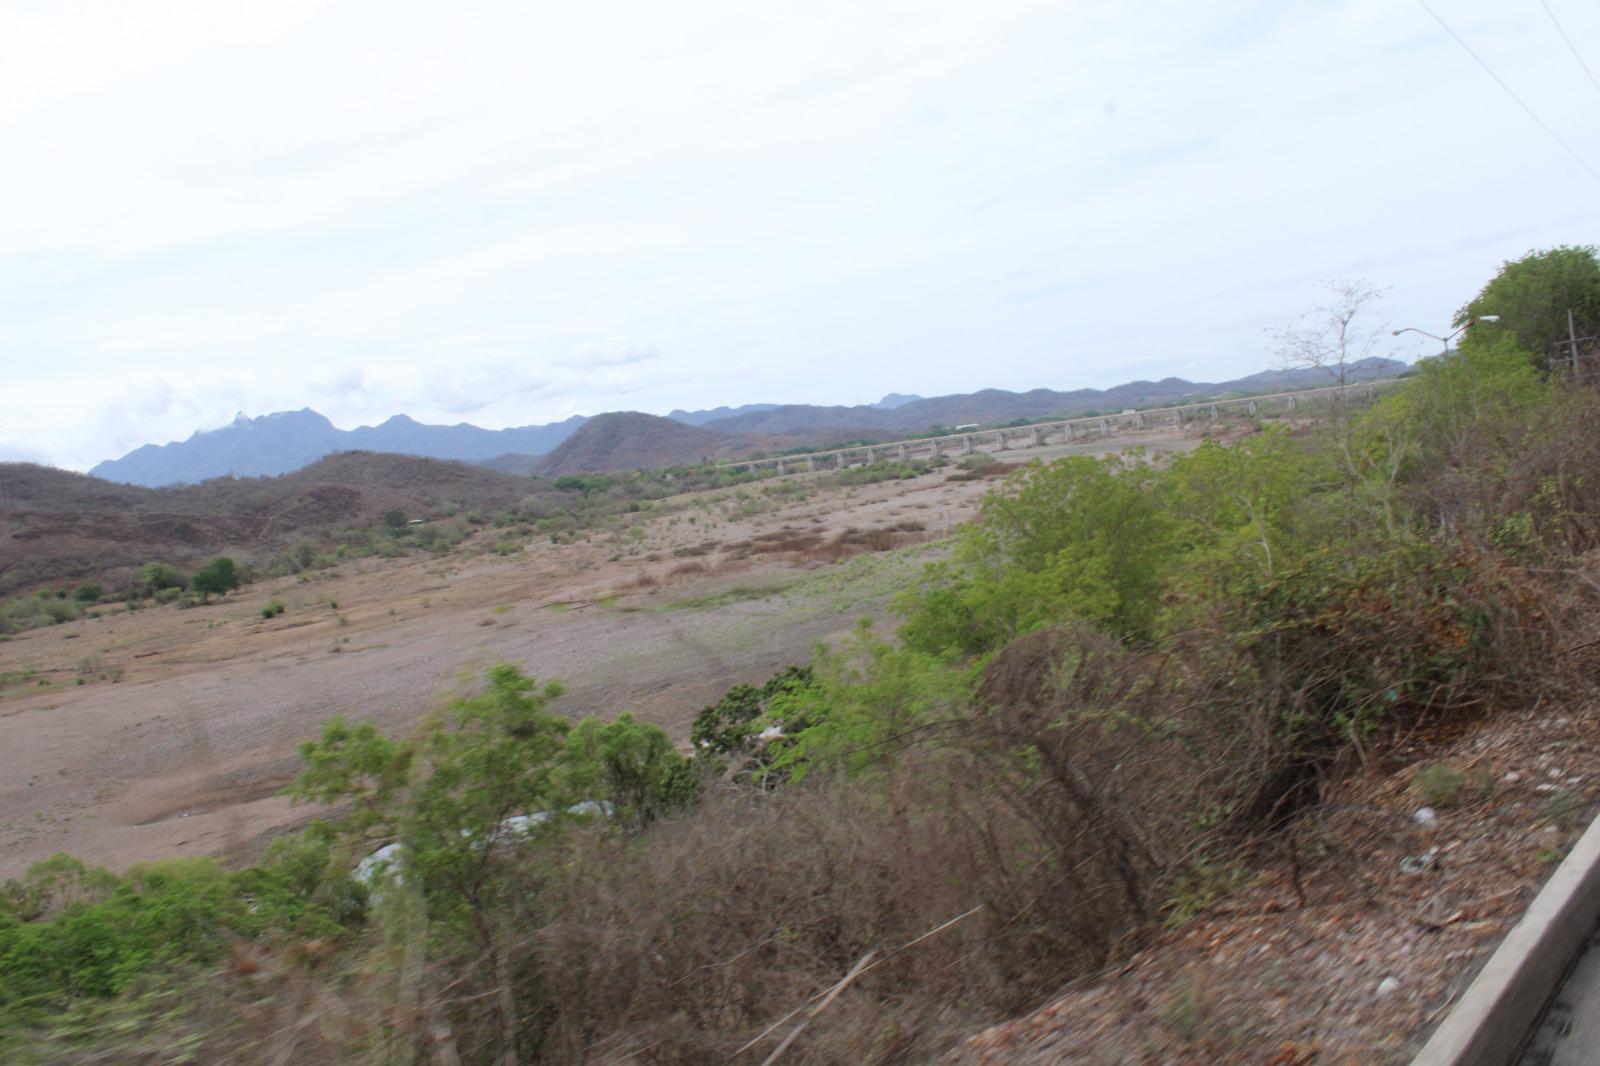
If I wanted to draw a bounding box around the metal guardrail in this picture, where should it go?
[723,377,1408,475]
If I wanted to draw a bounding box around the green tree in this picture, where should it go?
[290,665,572,920]
[1458,245,1600,373]
[564,713,696,824]
[138,562,187,594]
[289,664,574,1057]
[765,622,971,783]
[381,508,408,534]
[189,556,240,602]
[1162,426,1335,603]
[900,455,1172,655]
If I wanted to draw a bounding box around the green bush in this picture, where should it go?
[139,563,188,594]
[190,557,240,601]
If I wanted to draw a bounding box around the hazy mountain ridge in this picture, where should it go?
[86,361,1404,488]
[697,359,1404,436]
[89,410,592,487]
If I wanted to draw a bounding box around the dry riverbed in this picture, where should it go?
[0,427,1202,878]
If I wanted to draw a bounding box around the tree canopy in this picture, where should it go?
[1458,244,1600,372]
[190,556,240,601]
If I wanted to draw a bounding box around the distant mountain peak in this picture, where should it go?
[89,408,590,487]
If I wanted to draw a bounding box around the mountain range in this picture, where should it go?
[87,359,1404,487]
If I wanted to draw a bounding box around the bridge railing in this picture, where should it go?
[720,377,1407,475]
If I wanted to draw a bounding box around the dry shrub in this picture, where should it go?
[970,626,1248,904]
[1403,387,1600,556]
[419,750,1158,1064]
[966,543,1600,923]
[801,526,926,565]
[667,560,708,577]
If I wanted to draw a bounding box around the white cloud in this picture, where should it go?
[310,366,368,399]
[419,365,564,416]
[563,337,659,369]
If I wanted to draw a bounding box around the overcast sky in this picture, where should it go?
[3,0,1598,471]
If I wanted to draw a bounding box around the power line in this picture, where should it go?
[1538,0,1600,101]
[1413,0,1600,185]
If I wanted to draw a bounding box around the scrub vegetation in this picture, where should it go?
[5,248,1600,1063]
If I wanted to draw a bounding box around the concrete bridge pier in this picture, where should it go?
[866,447,877,464]
[808,455,819,472]
[1100,419,1110,435]
[963,435,975,455]
[897,443,908,461]
[1247,401,1257,416]
[1286,395,1297,411]
[1209,405,1218,420]
[777,458,789,475]
[1031,426,1044,447]
[930,440,941,459]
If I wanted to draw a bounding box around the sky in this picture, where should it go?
[3,0,1598,471]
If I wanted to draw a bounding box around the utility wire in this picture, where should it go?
[1538,0,1600,101]
[1413,0,1600,185]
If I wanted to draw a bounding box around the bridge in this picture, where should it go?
[721,377,1407,476]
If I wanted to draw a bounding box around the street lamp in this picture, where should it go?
[1392,315,1500,356]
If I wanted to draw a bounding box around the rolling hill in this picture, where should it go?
[533,413,744,477]
[0,453,542,596]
